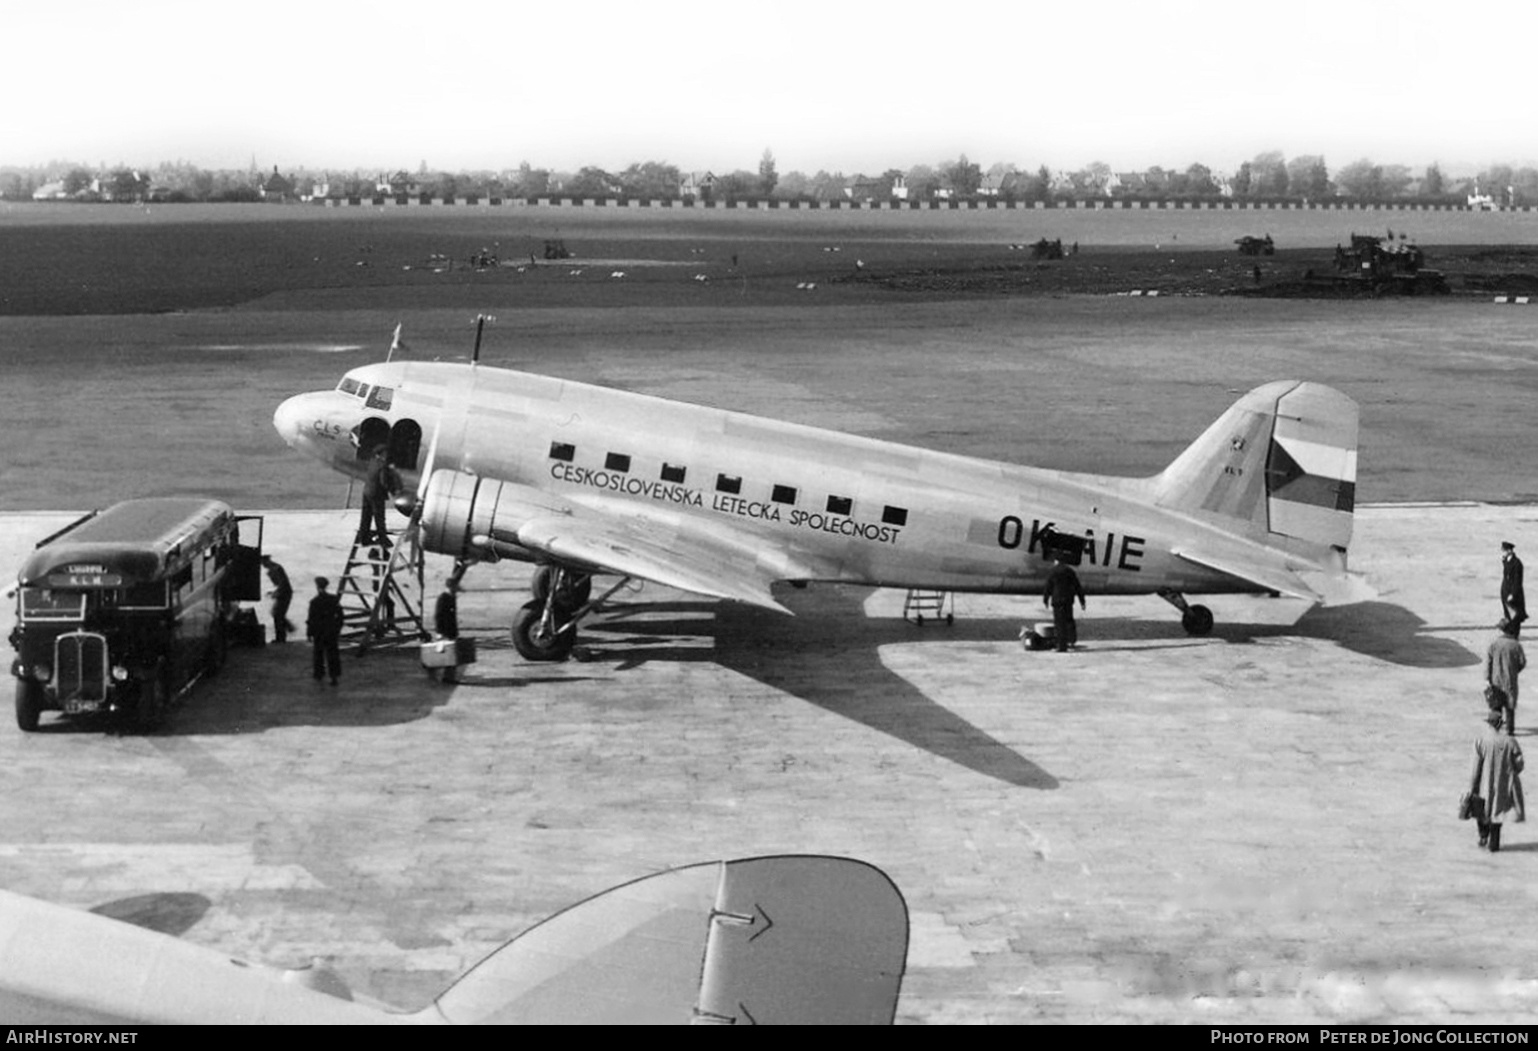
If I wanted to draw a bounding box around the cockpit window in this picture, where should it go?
[365,386,394,411]
[338,377,362,397]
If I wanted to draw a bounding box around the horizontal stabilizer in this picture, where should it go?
[1172,548,1375,606]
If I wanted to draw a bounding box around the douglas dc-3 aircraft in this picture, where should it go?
[0,855,907,1024]
[273,329,1369,660]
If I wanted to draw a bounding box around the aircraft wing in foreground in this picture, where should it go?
[274,331,1372,660]
[0,855,908,1024]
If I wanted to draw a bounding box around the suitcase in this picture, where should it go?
[420,637,476,668]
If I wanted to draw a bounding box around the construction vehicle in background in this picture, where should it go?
[1333,233,1448,295]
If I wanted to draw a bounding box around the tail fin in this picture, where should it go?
[417,855,908,1025]
[1155,381,1358,554]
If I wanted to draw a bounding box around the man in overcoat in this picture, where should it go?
[1486,618,1527,734]
[1471,694,1526,852]
[1042,554,1087,653]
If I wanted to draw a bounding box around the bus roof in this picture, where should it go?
[16,498,235,587]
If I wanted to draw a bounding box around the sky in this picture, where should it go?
[6,0,1535,178]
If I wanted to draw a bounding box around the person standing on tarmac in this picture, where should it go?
[261,554,294,644]
[1502,541,1527,634]
[1042,554,1087,652]
[1470,690,1525,852]
[432,578,462,684]
[307,576,344,685]
[1486,619,1527,734]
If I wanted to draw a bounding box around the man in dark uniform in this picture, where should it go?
[1502,541,1527,634]
[306,576,344,685]
[261,555,295,643]
[1042,554,1087,652]
[356,447,394,547]
[432,578,462,684]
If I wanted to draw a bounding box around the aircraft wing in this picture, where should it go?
[424,855,909,1024]
[456,479,838,613]
[1172,547,1376,606]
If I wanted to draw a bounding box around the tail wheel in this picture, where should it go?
[14,679,43,732]
[512,599,575,662]
[1181,605,1215,636]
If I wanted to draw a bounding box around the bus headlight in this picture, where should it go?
[32,664,52,683]
[111,666,129,682]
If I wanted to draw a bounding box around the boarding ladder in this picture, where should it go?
[903,589,953,626]
[337,520,429,653]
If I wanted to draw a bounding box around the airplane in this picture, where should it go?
[0,854,907,1024]
[273,326,1370,661]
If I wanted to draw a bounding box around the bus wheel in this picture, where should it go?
[511,600,575,662]
[14,680,43,732]
[136,666,170,731]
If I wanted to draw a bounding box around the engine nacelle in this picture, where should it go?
[419,469,535,563]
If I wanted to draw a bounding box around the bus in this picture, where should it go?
[8,498,263,731]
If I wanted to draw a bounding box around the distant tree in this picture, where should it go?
[1031,164,1052,201]
[1379,164,1413,198]
[618,160,680,198]
[1334,158,1383,198]
[807,170,844,200]
[758,149,778,197]
[1250,150,1288,196]
[512,162,550,197]
[1232,162,1253,197]
[1421,162,1445,197]
[1183,162,1217,196]
[565,167,615,198]
[62,168,94,195]
[774,170,810,199]
[716,169,758,199]
[1513,167,1538,206]
[943,154,982,197]
[905,164,939,200]
[1285,155,1329,199]
[1478,164,1516,205]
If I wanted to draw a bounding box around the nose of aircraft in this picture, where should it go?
[272,394,308,451]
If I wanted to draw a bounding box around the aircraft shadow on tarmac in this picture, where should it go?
[587,589,1059,790]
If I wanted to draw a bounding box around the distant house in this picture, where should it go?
[31,181,67,201]
[377,171,421,197]
[844,174,894,202]
[680,171,716,200]
[977,172,1006,197]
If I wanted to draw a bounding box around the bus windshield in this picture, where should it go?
[20,589,86,622]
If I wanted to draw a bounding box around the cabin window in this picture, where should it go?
[771,484,797,505]
[660,463,687,484]
[716,474,742,494]
[882,506,908,526]
[826,495,853,516]
[549,442,575,462]
[365,386,394,411]
[605,452,631,473]
[120,581,169,609]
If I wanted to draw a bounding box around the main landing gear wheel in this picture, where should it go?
[1181,604,1214,636]
[1158,588,1215,637]
[512,599,576,662]
[14,679,43,732]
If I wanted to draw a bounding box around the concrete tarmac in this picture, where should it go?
[2,504,1537,1024]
